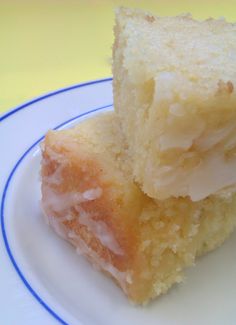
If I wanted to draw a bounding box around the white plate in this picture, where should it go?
[1,78,236,325]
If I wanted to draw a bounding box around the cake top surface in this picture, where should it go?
[53,112,131,177]
[117,8,236,95]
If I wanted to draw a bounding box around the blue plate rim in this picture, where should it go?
[0,78,113,325]
[0,77,112,123]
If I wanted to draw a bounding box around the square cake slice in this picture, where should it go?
[113,7,236,201]
[41,112,236,303]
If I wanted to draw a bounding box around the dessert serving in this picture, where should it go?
[41,8,236,304]
[41,113,236,303]
[113,8,236,201]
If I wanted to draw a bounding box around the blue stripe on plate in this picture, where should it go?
[0,77,112,122]
[0,79,113,325]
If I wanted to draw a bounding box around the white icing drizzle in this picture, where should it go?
[42,186,103,212]
[48,216,68,240]
[68,230,132,292]
[82,188,103,200]
[76,205,124,256]
[44,212,132,290]
[42,183,123,256]
[46,164,64,185]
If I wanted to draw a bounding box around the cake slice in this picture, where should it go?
[41,112,236,303]
[113,7,236,201]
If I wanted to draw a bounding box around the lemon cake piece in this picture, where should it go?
[41,112,236,303]
[113,8,236,201]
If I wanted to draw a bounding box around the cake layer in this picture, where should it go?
[113,8,236,201]
[41,112,236,303]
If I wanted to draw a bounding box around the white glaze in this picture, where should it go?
[68,230,131,291]
[76,205,124,256]
[43,183,123,255]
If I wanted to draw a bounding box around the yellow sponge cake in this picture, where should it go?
[113,8,236,201]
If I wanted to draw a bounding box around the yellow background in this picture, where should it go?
[1,0,236,113]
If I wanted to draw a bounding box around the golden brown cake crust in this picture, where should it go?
[41,125,152,302]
